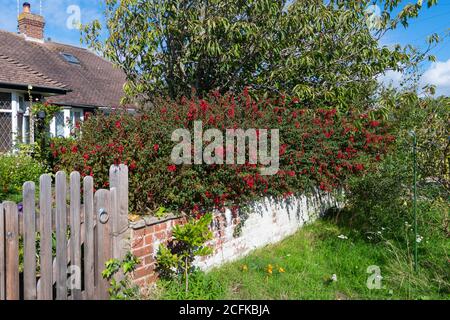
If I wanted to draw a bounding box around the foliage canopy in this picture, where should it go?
[83,0,439,109]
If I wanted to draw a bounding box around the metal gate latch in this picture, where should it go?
[99,208,109,224]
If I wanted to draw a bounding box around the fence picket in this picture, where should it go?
[110,186,120,284]
[70,172,82,300]
[55,171,68,300]
[0,203,5,300]
[83,176,95,300]
[1,165,129,301]
[39,174,53,300]
[23,182,37,300]
[110,165,129,261]
[94,189,112,300]
[4,202,19,300]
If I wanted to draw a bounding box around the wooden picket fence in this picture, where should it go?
[0,164,129,300]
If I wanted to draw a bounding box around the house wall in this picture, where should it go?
[129,192,339,286]
[0,89,89,151]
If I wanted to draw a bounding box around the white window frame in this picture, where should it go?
[0,91,13,152]
[15,94,32,145]
[50,107,84,138]
[0,90,31,151]
[0,92,12,115]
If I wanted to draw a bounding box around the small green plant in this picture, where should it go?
[102,252,141,300]
[156,213,214,293]
[154,206,167,219]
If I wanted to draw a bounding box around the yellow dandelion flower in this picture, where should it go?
[279,267,286,273]
[241,264,248,272]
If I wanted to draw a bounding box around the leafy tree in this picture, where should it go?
[83,0,440,109]
[344,93,449,243]
[389,95,449,192]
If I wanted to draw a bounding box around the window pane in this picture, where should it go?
[71,111,81,121]
[61,52,80,64]
[55,112,65,137]
[0,112,12,152]
[19,96,25,112]
[0,92,11,110]
[24,115,30,144]
[17,113,23,144]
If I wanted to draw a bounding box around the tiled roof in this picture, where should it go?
[0,30,127,108]
[0,54,68,91]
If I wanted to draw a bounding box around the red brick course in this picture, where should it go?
[131,217,185,284]
[131,216,215,285]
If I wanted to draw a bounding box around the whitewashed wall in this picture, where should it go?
[197,191,340,270]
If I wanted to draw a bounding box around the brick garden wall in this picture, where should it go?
[130,216,186,286]
[129,191,339,286]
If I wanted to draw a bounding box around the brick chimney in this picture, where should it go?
[18,2,45,41]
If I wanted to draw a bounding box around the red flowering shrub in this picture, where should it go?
[51,91,394,215]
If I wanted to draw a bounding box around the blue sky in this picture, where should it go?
[0,0,449,95]
[381,1,450,95]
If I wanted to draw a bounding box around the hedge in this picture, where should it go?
[51,90,394,216]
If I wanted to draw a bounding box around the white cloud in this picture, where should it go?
[422,59,450,96]
[379,70,404,88]
[378,60,450,97]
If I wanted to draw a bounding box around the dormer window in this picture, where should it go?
[60,52,80,65]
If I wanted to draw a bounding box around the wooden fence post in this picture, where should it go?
[109,165,129,261]
[55,171,68,300]
[70,172,82,300]
[0,203,5,300]
[4,202,19,300]
[23,182,37,300]
[83,176,95,300]
[39,174,53,300]
[94,189,112,300]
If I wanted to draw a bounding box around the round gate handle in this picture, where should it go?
[99,208,109,224]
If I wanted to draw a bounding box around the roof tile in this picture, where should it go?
[0,30,126,108]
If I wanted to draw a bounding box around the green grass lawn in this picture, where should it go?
[207,221,390,300]
[156,219,449,300]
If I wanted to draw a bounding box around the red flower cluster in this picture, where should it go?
[50,90,394,216]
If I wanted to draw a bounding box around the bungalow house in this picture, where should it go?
[0,2,126,152]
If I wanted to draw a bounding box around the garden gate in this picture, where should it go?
[0,164,129,300]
